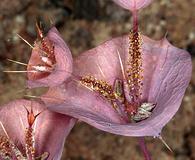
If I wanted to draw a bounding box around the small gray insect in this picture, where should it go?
[132,103,156,122]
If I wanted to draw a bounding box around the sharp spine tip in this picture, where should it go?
[7,59,28,66]
[16,34,34,49]
[159,135,173,153]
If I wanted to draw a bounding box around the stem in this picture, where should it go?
[132,10,138,33]
[138,137,152,160]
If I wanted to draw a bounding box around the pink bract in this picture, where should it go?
[27,27,73,88]
[112,0,153,11]
[42,34,191,137]
[0,99,76,160]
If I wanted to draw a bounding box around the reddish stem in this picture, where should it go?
[132,10,138,33]
[138,137,152,160]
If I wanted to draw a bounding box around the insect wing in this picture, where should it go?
[140,103,156,112]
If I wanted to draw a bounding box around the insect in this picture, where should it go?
[79,30,156,123]
[131,103,156,122]
[4,27,156,123]
[80,74,156,122]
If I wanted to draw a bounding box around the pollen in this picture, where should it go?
[126,30,143,102]
[25,127,35,159]
[80,76,117,104]
[0,135,12,159]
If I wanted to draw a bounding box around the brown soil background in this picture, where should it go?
[0,0,195,160]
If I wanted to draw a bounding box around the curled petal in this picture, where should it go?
[147,39,192,131]
[0,99,76,160]
[27,27,73,88]
[112,0,153,11]
[42,35,191,137]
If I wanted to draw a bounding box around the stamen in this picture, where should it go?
[7,47,50,70]
[126,30,143,102]
[39,35,55,61]
[24,104,44,160]
[73,78,94,92]
[17,31,52,59]
[0,135,13,159]
[80,76,117,105]
[25,127,35,160]
[0,122,25,160]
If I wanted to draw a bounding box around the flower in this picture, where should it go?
[42,33,192,137]
[0,99,76,160]
[112,0,153,11]
[27,26,73,88]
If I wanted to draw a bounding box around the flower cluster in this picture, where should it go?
[0,0,192,160]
